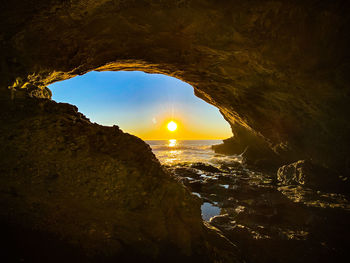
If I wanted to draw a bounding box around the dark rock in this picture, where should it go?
[191,162,222,173]
[2,0,349,174]
[212,128,283,172]
[0,98,238,262]
[187,180,203,193]
[277,160,349,192]
[172,167,201,179]
[217,174,236,183]
[210,214,231,225]
[1,1,350,261]
[173,161,350,263]
[203,177,220,185]
[218,161,243,171]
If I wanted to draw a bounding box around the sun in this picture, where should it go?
[167,121,178,132]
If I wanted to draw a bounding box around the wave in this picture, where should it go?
[209,155,243,165]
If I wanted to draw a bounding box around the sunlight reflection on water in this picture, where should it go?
[147,139,237,221]
[146,139,241,166]
[168,139,177,147]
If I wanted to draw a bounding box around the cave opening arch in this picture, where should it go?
[48,69,235,166]
[1,1,350,262]
[48,70,232,141]
[2,0,349,172]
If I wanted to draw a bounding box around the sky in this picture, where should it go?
[49,71,232,140]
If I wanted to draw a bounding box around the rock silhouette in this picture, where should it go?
[1,0,350,262]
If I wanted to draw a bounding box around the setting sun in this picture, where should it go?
[167,121,178,132]
[50,71,232,140]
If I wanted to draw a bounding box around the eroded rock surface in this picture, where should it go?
[1,0,350,261]
[277,160,349,193]
[0,98,238,262]
[1,0,350,173]
[169,161,350,263]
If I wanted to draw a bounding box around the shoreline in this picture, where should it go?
[166,160,350,263]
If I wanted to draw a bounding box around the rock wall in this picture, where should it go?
[1,0,350,260]
[1,0,349,172]
[0,97,237,262]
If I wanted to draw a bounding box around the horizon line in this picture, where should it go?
[143,138,227,141]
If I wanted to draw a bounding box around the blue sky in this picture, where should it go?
[49,71,232,140]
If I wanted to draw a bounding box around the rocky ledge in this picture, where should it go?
[167,161,350,263]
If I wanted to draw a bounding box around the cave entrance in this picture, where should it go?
[49,70,232,165]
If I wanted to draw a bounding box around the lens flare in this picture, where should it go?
[167,121,177,132]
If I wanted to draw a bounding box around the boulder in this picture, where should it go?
[190,162,222,173]
[277,160,349,192]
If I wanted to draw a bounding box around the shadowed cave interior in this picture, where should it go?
[1,1,350,262]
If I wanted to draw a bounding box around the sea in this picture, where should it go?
[145,139,242,166]
[146,139,243,221]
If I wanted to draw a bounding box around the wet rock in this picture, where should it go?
[217,174,236,184]
[173,160,350,263]
[187,180,203,193]
[277,160,349,192]
[202,176,219,183]
[210,214,231,225]
[213,134,282,172]
[190,162,222,173]
[1,1,350,261]
[172,167,201,179]
[218,161,243,172]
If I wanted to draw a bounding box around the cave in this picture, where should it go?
[1,1,350,262]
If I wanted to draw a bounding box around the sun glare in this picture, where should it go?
[169,139,177,147]
[167,121,178,132]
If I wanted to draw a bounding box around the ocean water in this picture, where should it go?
[146,139,243,221]
[146,139,242,166]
